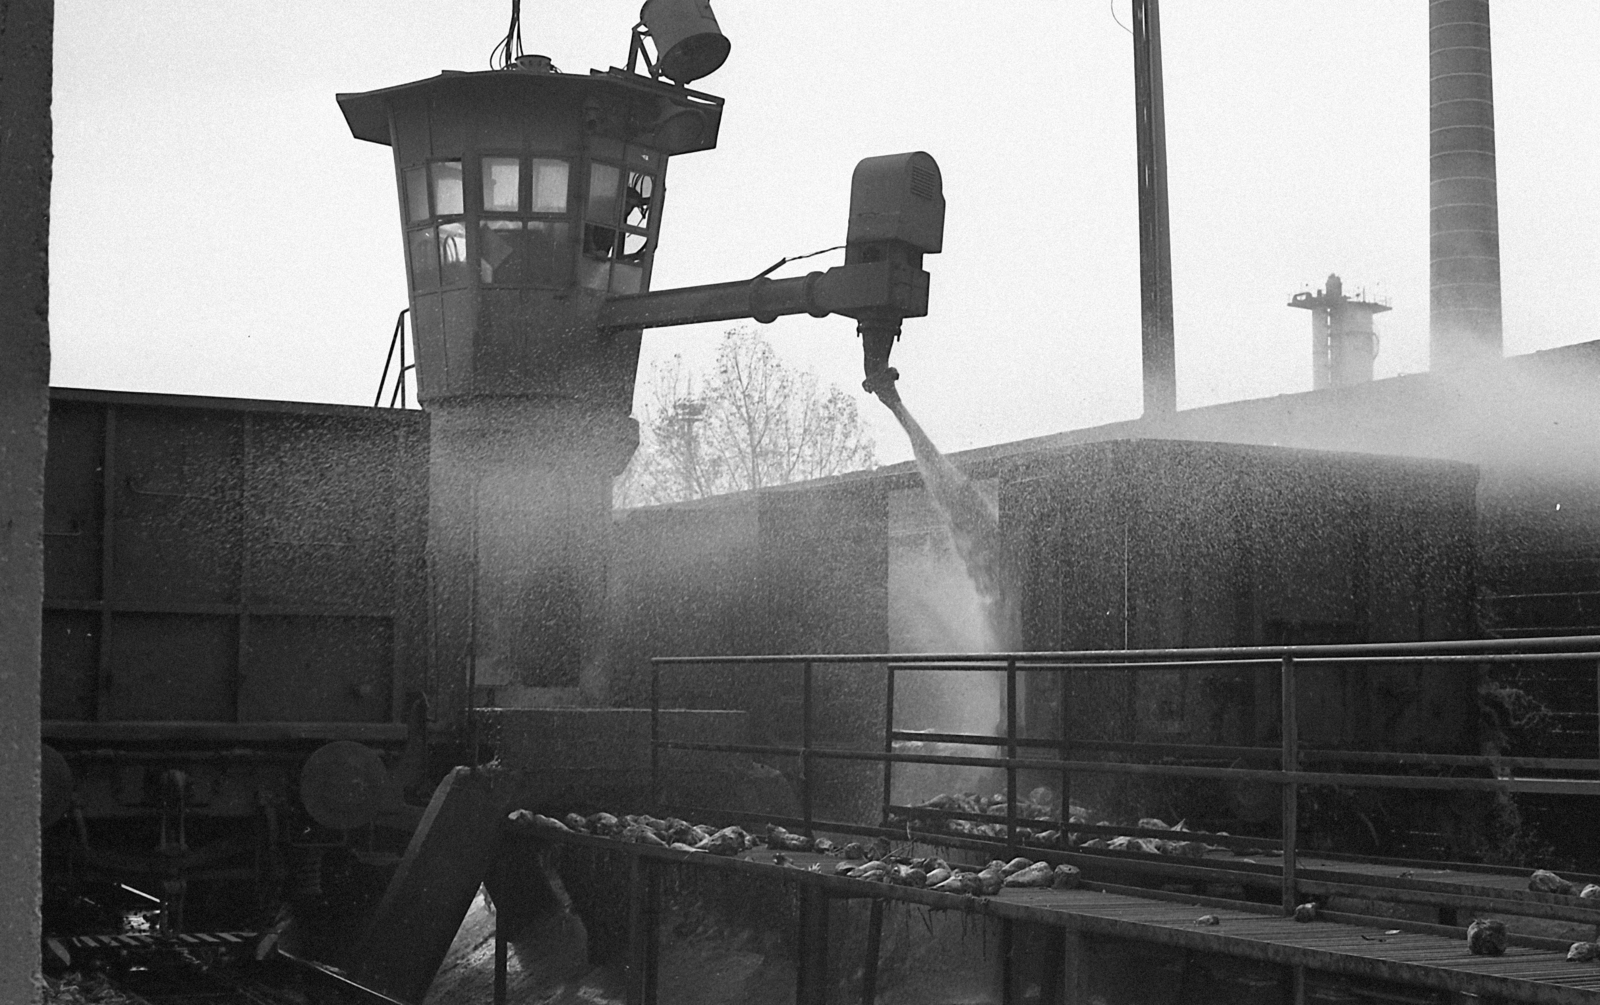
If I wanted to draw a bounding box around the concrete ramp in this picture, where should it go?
[332,708,785,1002]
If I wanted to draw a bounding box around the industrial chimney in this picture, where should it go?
[1429,0,1502,369]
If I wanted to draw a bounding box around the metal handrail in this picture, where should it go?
[373,308,414,409]
[650,636,1600,919]
[651,633,1600,664]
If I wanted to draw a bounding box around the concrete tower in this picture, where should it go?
[339,59,726,716]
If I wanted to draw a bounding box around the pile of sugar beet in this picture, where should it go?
[508,811,1600,957]
[891,788,1236,858]
[509,810,1080,894]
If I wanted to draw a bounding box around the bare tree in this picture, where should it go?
[615,328,877,507]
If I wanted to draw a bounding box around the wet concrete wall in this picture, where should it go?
[0,0,52,998]
[430,400,638,716]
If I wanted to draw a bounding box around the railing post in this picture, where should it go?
[466,478,480,764]
[1595,658,1600,943]
[650,661,661,814]
[802,660,814,838]
[1281,653,1298,916]
[1057,667,1072,837]
[397,309,408,408]
[374,308,404,408]
[880,663,896,827]
[1006,660,1019,855]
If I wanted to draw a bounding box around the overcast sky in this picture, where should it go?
[49,1,1600,464]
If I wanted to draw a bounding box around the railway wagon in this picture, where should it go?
[39,387,431,934]
[1002,439,1483,850]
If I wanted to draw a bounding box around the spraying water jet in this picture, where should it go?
[884,393,1016,802]
[888,398,1016,640]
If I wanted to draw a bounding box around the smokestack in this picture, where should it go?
[1429,0,1502,369]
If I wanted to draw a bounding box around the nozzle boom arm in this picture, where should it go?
[594,260,928,332]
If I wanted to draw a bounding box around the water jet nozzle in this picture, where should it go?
[859,318,902,406]
[845,152,940,408]
[862,365,901,406]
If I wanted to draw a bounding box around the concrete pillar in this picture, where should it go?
[0,0,53,999]
[427,400,637,722]
[1062,930,1089,1003]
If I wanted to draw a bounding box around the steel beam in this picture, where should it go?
[626,856,660,1005]
[860,899,884,1004]
[795,884,830,1005]
[42,721,409,744]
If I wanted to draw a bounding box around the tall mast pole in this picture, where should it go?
[1133,0,1176,416]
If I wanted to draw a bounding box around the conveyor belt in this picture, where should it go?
[518,825,1600,1003]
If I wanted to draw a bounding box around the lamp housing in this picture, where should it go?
[639,0,731,83]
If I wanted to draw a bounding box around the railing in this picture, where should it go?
[374,308,415,409]
[651,635,1600,920]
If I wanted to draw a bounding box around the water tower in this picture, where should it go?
[338,3,943,717]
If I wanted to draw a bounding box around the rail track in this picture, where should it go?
[44,939,398,1005]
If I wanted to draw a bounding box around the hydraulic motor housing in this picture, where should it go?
[845,152,944,402]
[846,151,945,262]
